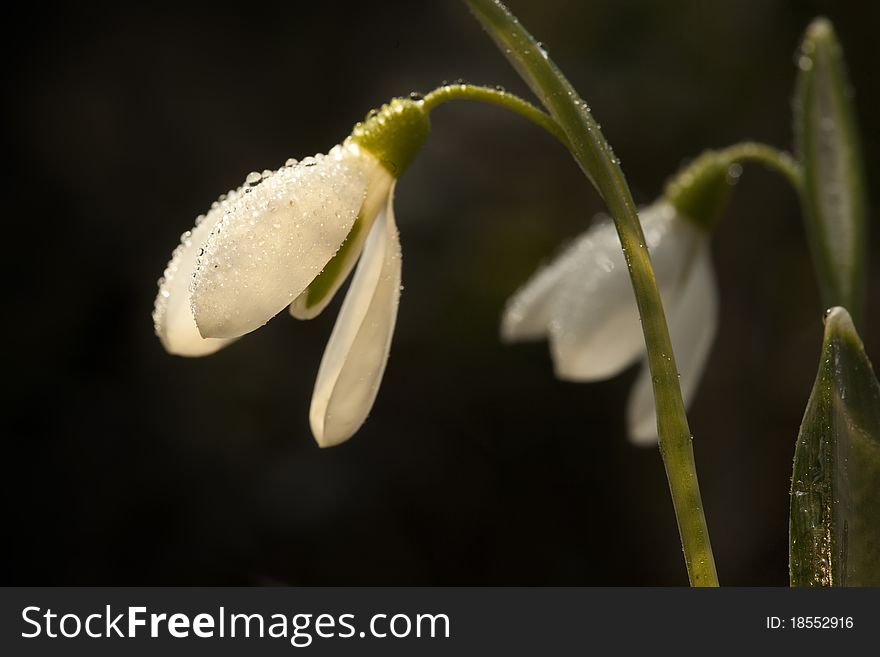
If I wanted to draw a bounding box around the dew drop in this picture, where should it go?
[727,162,743,181]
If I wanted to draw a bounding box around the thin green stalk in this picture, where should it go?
[465,0,718,585]
[723,142,803,191]
[423,83,570,147]
[665,142,802,231]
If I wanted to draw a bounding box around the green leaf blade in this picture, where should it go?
[795,19,869,325]
[790,307,880,586]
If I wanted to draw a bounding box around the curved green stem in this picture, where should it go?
[465,0,718,586]
[722,142,802,190]
[423,83,570,147]
[666,142,802,231]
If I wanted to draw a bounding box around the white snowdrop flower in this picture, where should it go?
[501,200,718,445]
[153,98,429,447]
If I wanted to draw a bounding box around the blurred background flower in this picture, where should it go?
[501,200,716,445]
[7,0,879,585]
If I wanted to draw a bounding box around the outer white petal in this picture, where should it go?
[549,202,702,381]
[191,143,384,339]
[289,167,394,319]
[309,182,401,447]
[501,245,574,342]
[627,243,718,445]
[152,207,236,357]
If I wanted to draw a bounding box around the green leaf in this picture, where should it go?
[795,19,868,326]
[790,307,880,586]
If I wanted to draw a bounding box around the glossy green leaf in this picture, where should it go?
[790,307,880,586]
[795,19,868,326]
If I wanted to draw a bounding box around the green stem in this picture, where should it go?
[423,83,570,147]
[723,142,802,190]
[465,0,718,586]
[666,142,802,231]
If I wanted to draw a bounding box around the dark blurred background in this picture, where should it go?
[7,0,879,585]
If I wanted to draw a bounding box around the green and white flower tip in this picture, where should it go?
[501,156,736,445]
[152,97,430,447]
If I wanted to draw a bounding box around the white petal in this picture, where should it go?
[547,223,645,381]
[152,208,236,357]
[627,244,718,445]
[191,143,384,339]
[548,202,702,381]
[290,168,393,319]
[309,182,401,447]
[501,248,571,342]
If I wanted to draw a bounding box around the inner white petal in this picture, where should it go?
[310,182,401,447]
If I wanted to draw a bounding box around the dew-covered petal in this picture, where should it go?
[152,207,236,357]
[309,183,401,447]
[549,202,701,381]
[627,244,718,445]
[290,169,393,320]
[191,143,383,339]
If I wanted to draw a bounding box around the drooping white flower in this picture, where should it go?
[153,98,428,447]
[501,201,718,445]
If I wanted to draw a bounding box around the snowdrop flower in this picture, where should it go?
[153,98,429,447]
[501,200,718,445]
